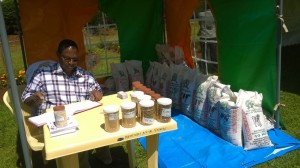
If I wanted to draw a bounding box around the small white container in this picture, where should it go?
[103,105,120,132]
[53,105,68,128]
[139,99,155,125]
[130,91,144,103]
[121,102,136,128]
[137,94,151,102]
[157,98,172,123]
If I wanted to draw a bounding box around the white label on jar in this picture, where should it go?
[162,108,171,117]
[109,113,119,120]
[55,116,65,122]
[54,111,66,122]
[124,111,135,118]
[143,117,154,124]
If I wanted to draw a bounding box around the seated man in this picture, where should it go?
[22,39,112,167]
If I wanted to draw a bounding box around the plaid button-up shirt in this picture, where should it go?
[22,63,102,115]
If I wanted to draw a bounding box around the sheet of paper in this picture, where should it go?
[65,100,102,115]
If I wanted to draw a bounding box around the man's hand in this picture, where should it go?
[24,92,45,107]
[90,90,103,101]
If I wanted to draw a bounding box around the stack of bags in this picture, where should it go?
[145,61,275,150]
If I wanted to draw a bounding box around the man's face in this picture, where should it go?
[58,46,79,75]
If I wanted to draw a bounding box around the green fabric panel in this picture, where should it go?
[99,0,164,72]
[210,0,277,117]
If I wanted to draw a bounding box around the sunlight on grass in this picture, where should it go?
[0,43,24,74]
[1,35,299,167]
[0,102,19,168]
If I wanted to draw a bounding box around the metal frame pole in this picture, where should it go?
[275,0,283,128]
[0,3,32,168]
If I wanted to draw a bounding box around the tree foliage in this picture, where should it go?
[1,0,18,34]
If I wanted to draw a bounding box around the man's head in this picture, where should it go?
[57,39,79,76]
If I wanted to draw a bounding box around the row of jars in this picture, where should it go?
[103,89,172,133]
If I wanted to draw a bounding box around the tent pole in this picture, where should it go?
[0,3,32,168]
[275,0,283,128]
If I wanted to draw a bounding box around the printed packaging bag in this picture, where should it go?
[125,60,144,86]
[236,90,273,150]
[111,63,129,92]
[219,100,243,147]
[169,64,185,109]
[194,76,218,126]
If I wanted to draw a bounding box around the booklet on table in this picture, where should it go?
[47,116,79,137]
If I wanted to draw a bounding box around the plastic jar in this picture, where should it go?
[137,94,152,102]
[121,102,136,128]
[137,94,152,121]
[157,98,172,123]
[130,91,144,103]
[53,105,68,128]
[151,93,161,118]
[103,105,120,132]
[139,99,155,125]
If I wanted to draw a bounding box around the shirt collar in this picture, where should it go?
[53,63,83,77]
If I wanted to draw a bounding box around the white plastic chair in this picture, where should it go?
[2,85,44,163]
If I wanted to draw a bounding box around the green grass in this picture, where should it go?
[1,38,300,167]
[0,40,24,75]
[0,102,19,168]
[1,91,299,167]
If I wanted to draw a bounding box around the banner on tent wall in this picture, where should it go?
[210,0,278,122]
[99,0,164,72]
[165,0,199,69]
[19,0,98,68]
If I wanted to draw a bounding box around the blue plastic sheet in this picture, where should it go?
[138,110,300,168]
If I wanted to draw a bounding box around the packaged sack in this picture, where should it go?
[219,100,243,147]
[158,63,171,97]
[125,60,144,86]
[169,64,185,109]
[111,63,129,92]
[151,62,162,93]
[236,90,273,150]
[180,68,206,118]
[145,61,155,87]
[206,82,236,136]
[194,76,218,126]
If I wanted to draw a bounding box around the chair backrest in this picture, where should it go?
[2,85,44,151]
[3,90,14,114]
[26,60,55,84]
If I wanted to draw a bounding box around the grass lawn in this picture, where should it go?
[0,38,299,167]
[0,90,299,168]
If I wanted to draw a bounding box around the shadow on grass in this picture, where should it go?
[281,44,300,95]
[90,146,130,168]
[18,145,130,168]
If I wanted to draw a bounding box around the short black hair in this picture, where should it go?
[56,39,79,56]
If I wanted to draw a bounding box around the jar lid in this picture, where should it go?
[121,102,136,109]
[131,91,144,98]
[139,99,154,107]
[137,94,151,101]
[103,105,119,113]
[53,105,65,111]
[157,98,172,105]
